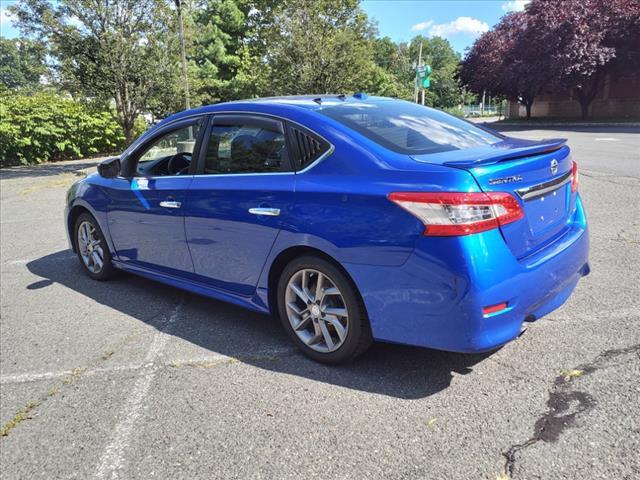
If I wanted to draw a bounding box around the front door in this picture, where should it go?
[185,114,295,296]
[107,119,204,276]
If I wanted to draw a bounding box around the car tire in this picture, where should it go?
[74,212,116,281]
[277,255,372,364]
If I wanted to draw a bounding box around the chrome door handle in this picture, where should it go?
[160,200,182,209]
[248,207,280,216]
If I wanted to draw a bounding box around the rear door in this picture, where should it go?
[184,113,295,296]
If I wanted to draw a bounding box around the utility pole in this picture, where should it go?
[418,42,423,105]
[414,41,423,104]
[481,89,486,116]
[175,0,190,111]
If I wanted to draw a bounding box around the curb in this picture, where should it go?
[484,122,640,127]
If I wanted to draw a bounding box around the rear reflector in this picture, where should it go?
[483,302,508,315]
[571,161,579,192]
[388,191,523,236]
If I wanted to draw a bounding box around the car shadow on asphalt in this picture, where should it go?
[27,250,494,400]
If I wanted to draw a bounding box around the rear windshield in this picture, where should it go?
[320,100,502,155]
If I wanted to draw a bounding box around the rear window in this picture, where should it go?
[320,100,502,155]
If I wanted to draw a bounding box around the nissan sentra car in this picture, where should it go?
[65,95,590,363]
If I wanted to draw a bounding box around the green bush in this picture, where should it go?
[0,91,126,167]
[441,106,465,118]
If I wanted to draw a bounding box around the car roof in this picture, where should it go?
[157,94,394,126]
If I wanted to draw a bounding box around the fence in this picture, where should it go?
[462,102,505,118]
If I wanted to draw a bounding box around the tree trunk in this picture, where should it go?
[578,99,590,120]
[114,84,137,145]
[575,72,601,120]
[521,96,534,119]
[122,116,136,145]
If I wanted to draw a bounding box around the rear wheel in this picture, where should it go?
[277,256,372,364]
[74,213,116,280]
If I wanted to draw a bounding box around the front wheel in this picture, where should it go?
[74,213,116,281]
[277,256,372,364]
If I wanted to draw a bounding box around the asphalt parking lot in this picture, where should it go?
[1,125,638,479]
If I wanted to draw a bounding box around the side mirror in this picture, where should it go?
[98,157,121,178]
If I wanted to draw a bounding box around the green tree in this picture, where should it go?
[370,36,413,99]
[190,0,271,103]
[11,0,183,143]
[0,37,48,90]
[264,0,379,95]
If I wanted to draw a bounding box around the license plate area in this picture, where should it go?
[523,184,568,235]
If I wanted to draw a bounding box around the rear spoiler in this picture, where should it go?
[442,138,567,167]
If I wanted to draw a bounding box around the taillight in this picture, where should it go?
[388,191,524,236]
[571,161,578,192]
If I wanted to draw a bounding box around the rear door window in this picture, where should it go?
[200,115,291,174]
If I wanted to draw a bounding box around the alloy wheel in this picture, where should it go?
[77,220,104,274]
[284,268,349,353]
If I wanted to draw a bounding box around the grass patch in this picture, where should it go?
[1,400,41,437]
[18,172,85,196]
[62,367,87,385]
[560,369,584,381]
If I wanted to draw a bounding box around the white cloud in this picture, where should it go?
[501,0,530,12]
[1,5,16,26]
[411,20,433,32]
[428,17,489,38]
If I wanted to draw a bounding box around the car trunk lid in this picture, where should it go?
[412,138,574,259]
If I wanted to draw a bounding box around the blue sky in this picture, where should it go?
[1,0,530,55]
[361,0,529,54]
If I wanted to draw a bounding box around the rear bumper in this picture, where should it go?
[344,194,590,353]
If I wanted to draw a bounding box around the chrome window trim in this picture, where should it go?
[122,114,207,160]
[190,110,335,176]
[122,109,336,178]
[515,171,572,201]
[296,144,335,174]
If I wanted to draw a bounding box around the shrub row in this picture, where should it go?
[0,91,126,167]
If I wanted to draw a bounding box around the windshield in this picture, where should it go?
[320,100,503,155]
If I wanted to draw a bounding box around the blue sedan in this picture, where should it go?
[65,95,590,363]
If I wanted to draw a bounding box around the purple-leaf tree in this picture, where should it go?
[460,0,640,119]
[460,11,548,119]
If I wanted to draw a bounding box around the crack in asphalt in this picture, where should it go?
[502,343,640,478]
[580,171,640,186]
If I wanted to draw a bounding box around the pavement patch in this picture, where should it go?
[502,343,640,478]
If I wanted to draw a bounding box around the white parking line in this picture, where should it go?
[0,349,295,386]
[2,254,75,266]
[594,137,620,141]
[0,369,75,384]
[95,299,184,480]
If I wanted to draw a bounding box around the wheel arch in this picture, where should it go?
[67,204,93,252]
[266,245,367,318]
[67,201,114,256]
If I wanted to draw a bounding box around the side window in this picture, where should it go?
[289,126,331,170]
[203,116,290,174]
[136,122,202,176]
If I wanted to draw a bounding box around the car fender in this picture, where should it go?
[66,177,116,256]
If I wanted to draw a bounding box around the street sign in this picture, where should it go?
[416,64,432,89]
